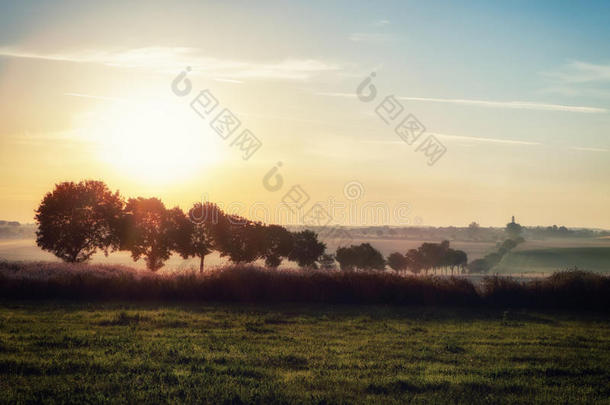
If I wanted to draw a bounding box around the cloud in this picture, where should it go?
[348,33,395,43]
[63,92,125,102]
[372,19,391,26]
[544,60,610,84]
[315,91,606,113]
[0,46,342,81]
[396,96,607,113]
[430,133,541,146]
[362,133,541,146]
[571,146,608,153]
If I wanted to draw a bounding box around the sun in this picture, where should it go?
[87,99,224,184]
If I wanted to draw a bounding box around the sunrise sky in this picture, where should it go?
[1,0,609,228]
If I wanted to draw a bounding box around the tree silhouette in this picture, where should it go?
[288,230,325,268]
[216,217,265,264]
[418,241,449,275]
[467,221,480,240]
[405,248,423,274]
[336,243,385,271]
[260,224,294,268]
[387,252,407,272]
[35,180,123,262]
[467,258,490,273]
[120,197,176,271]
[173,202,226,272]
[443,248,468,275]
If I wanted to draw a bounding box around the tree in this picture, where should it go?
[405,249,423,274]
[35,180,124,263]
[417,241,450,274]
[483,252,503,268]
[217,217,265,264]
[468,258,490,274]
[120,197,176,271]
[288,230,325,268]
[387,252,407,272]
[498,238,517,255]
[467,221,480,240]
[172,202,226,272]
[335,243,385,271]
[260,224,294,268]
[444,249,468,275]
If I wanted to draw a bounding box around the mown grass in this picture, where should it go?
[0,302,609,404]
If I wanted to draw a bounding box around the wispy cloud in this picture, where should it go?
[571,146,609,153]
[431,133,541,146]
[315,91,606,113]
[372,19,391,26]
[397,96,607,113]
[0,46,342,81]
[362,133,541,146]
[544,60,610,84]
[63,92,125,102]
[348,33,395,43]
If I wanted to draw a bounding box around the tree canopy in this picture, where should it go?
[35,180,124,262]
[335,243,385,271]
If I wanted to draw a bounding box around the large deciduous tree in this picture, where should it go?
[35,180,124,263]
[288,230,325,268]
[405,248,423,274]
[120,197,176,271]
[216,216,265,264]
[260,224,294,268]
[173,202,226,272]
[387,252,407,272]
[335,243,386,271]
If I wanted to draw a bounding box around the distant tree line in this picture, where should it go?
[384,241,468,275]
[0,220,20,226]
[525,225,606,239]
[0,221,35,239]
[300,220,610,243]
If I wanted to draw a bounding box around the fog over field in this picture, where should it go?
[3,233,609,274]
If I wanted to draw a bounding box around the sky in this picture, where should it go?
[0,0,609,228]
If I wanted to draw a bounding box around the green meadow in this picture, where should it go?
[496,247,610,274]
[1,302,608,404]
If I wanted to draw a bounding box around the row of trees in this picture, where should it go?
[385,241,468,275]
[467,237,524,273]
[35,180,473,274]
[35,181,325,271]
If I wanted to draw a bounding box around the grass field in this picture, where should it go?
[496,247,610,274]
[1,302,609,404]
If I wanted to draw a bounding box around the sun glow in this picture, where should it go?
[85,99,223,184]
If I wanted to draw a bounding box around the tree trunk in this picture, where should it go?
[199,255,205,273]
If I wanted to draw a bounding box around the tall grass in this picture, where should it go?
[0,261,608,310]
